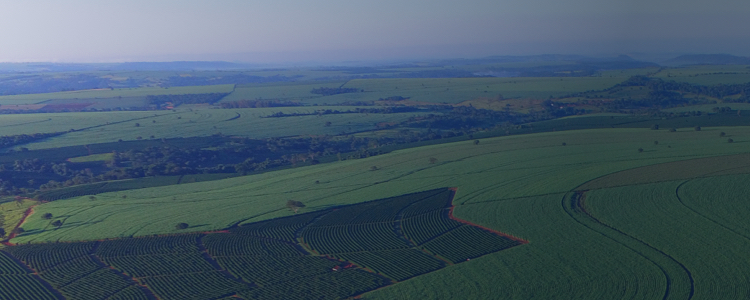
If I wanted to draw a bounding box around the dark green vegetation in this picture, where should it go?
[1,188,520,299]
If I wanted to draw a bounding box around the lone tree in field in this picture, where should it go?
[51,220,63,228]
[429,157,438,164]
[474,140,480,145]
[89,196,96,201]
[286,200,305,213]
[728,138,734,143]
[175,223,189,230]
[135,123,140,127]
[370,165,378,171]
[669,128,677,132]
[638,148,644,153]
[651,124,659,130]
[694,126,701,131]
[720,132,726,137]
[654,141,659,145]
[0,228,5,238]
[42,213,53,220]
[13,227,24,235]
[562,142,567,146]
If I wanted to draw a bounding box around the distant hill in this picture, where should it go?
[663,54,750,66]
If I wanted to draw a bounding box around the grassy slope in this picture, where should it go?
[13,127,750,241]
[13,107,430,150]
[584,176,750,299]
[0,84,235,105]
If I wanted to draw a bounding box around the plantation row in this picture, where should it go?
[0,188,523,299]
[0,251,60,300]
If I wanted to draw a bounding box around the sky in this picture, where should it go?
[0,0,749,63]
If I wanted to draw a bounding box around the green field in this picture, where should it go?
[2,107,433,150]
[651,65,750,85]
[0,84,235,105]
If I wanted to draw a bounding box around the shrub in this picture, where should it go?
[720,132,726,137]
[650,124,659,130]
[42,213,53,220]
[728,138,734,143]
[669,128,677,132]
[473,140,480,145]
[175,223,189,230]
[654,141,659,145]
[638,148,644,153]
[51,220,63,228]
[694,126,701,131]
[562,142,567,146]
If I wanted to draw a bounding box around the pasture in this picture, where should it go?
[650,65,750,85]
[4,107,431,150]
[0,84,235,105]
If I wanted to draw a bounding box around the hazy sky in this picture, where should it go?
[1,0,749,63]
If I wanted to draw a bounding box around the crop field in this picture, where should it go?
[217,76,631,106]
[6,107,432,150]
[220,81,348,102]
[0,85,235,105]
[1,189,519,299]
[581,174,750,299]
[1,120,750,299]
[651,65,750,85]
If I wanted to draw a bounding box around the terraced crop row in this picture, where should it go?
[203,233,302,257]
[139,271,249,300]
[402,210,463,245]
[232,210,329,242]
[0,251,59,300]
[422,226,521,264]
[96,234,200,257]
[100,253,216,278]
[4,242,96,271]
[238,268,390,300]
[0,188,522,299]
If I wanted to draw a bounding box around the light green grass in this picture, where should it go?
[662,103,750,113]
[17,107,435,150]
[0,84,235,105]
[67,153,114,163]
[220,81,347,102]
[651,65,750,85]
[13,126,750,244]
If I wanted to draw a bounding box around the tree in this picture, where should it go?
[175,223,189,230]
[42,213,53,220]
[562,142,567,146]
[370,165,378,171]
[650,124,659,130]
[89,196,96,201]
[135,123,140,127]
[669,128,677,132]
[51,220,63,228]
[654,141,659,145]
[429,157,438,164]
[728,138,734,143]
[286,200,305,213]
[638,148,644,153]
[720,132,726,137]
[473,140,480,145]
[694,126,701,131]
[13,227,24,235]
[0,228,5,238]
[324,121,332,127]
